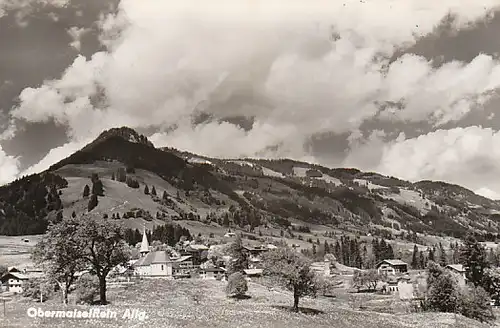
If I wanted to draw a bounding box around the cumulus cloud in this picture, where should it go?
[5,0,500,190]
[0,146,19,184]
[0,0,69,18]
[370,126,500,195]
[67,26,90,51]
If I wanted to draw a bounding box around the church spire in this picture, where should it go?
[140,226,150,256]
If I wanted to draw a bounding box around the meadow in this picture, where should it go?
[1,278,494,328]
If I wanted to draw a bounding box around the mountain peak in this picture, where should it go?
[93,127,154,148]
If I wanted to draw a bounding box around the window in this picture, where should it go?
[161,265,164,271]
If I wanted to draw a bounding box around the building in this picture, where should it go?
[446,264,467,287]
[376,259,408,275]
[200,267,226,280]
[133,229,196,278]
[1,271,29,294]
[184,244,209,265]
[172,255,194,278]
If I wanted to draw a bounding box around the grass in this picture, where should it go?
[0,279,494,328]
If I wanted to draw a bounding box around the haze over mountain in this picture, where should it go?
[2,1,500,201]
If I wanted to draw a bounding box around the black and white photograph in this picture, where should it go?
[2,0,500,327]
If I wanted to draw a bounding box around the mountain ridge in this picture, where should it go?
[1,126,499,242]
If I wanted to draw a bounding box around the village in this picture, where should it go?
[0,228,470,306]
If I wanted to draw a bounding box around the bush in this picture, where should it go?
[74,274,99,304]
[458,286,495,323]
[226,272,248,298]
[22,278,54,302]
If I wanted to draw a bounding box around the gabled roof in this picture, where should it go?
[7,266,20,272]
[243,269,263,276]
[1,272,29,281]
[173,255,193,263]
[446,264,465,272]
[134,251,171,267]
[187,244,209,251]
[377,259,408,267]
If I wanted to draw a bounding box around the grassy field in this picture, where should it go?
[0,235,43,268]
[0,279,494,328]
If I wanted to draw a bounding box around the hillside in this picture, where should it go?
[1,126,500,243]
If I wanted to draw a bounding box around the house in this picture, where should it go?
[311,259,331,276]
[184,244,209,265]
[383,275,421,300]
[200,267,226,280]
[172,255,194,278]
[242,245,268,257]
[446,264,467,287]
[1,272,29,294]
[376,259,408,275]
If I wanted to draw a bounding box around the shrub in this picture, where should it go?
[74,274,99,304]
[458,286,495,323]
[226,272,248,298]
[22,278,54,302]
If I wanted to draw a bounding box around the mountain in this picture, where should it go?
[1,126,500,244]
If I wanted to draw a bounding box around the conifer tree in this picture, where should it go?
[83,185,90,198]
[144,185,149,195]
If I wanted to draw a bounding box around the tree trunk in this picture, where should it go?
[292,287,299,312]
[99,276,107,305]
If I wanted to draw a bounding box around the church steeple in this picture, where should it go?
[140,226,150,256]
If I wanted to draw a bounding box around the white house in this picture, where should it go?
[376,259,408,275]
[1,272,29,294]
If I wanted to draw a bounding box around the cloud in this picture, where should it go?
[367,126,500,197]
[0,0,69,18]
[67,26,90,51]
[0,145,19,184]
[6,0,500,189]
[21,139,91,176]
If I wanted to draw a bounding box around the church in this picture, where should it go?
[133,229,194,277]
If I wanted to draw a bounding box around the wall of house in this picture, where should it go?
[7,278,24,293]
[151,263,173,276]
[397,281,414,300]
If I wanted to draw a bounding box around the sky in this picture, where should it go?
[2,0,500,199]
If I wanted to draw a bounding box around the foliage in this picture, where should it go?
[458,286,495,323]
[262,247,317,312]
[481,267,500,306]
[87,194,98,212]
[32,216,87,304]
[227,234,248,275]
[22,277,54,302]
[426,269,459,313]
[226,272,248,298]
[351,269,385,291]
[77,216,131,304]
[126,177,140,188]
[460,234,489,287]
[83,184,90,198]
[74,274,99,304]
[0,172,66,235]
[0,264,7,277]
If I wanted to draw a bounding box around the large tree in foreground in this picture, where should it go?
[32,217,86,304]
[262,247,317,312]
[78,215,130,304]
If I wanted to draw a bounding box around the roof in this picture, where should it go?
[377,259,408,267]
[243,269,263,276]
[187,244,209,251]
[1,272,29,281]
[446,264,465,272]
[201,267,225,272]
[174,255,193,262]
[134,251,171,267]
[7,267,20,272]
